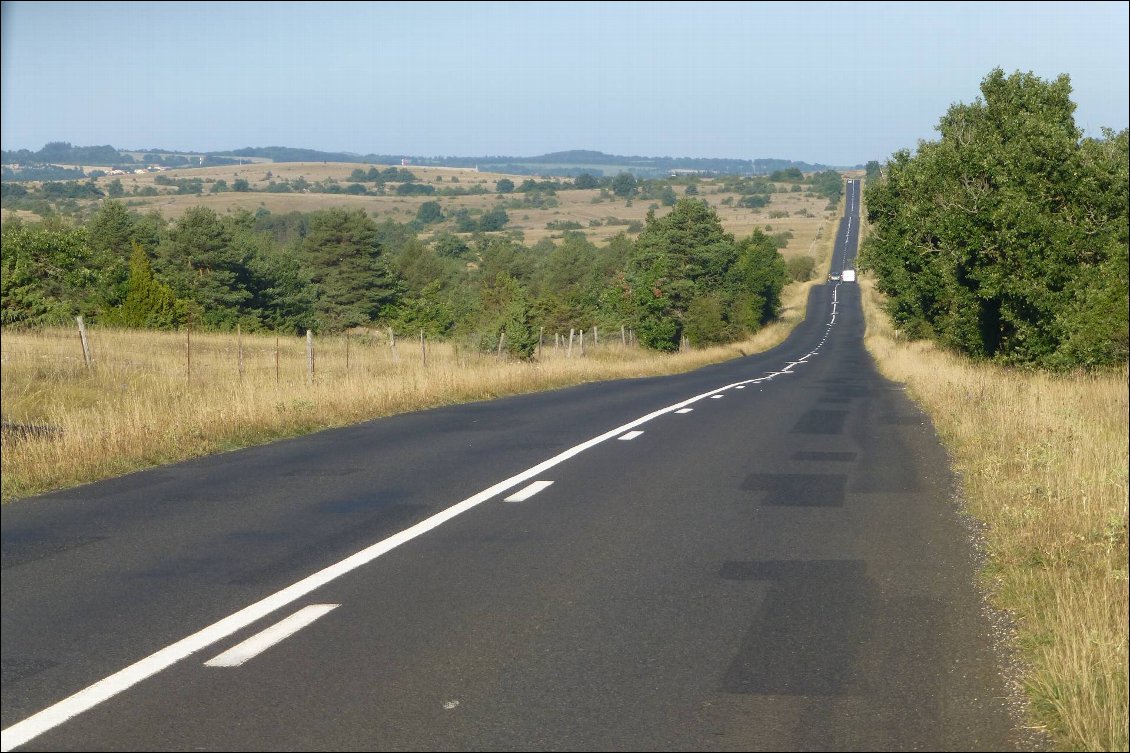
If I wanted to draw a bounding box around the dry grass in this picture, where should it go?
[859,275,1129,751]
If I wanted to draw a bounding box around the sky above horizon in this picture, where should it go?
[2,1,1127,166]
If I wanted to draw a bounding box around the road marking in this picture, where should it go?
[0,291,847,752]
[675,408,693,414]
[205,605,339,668]
[504,480,554,502]
[711,394,725,399]
[735,385,745,389]
[618,430,644,441]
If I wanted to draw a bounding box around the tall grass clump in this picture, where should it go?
[860,274,1128,752]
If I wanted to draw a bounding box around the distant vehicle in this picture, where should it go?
[828,273,841,281]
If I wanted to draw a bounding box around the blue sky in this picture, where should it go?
[2,1,1127,166]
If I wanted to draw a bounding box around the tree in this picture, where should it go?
[157,206,250,328]
[477,207,510,232]
[0,224,99,326]
[232,178,250,192]
[573,173,599,190]
[103,243,182,329]
[862,68,1129,368]
[415,200,444,224]
[495,178,515,194]
[431,231,470,258]
[627,200,734,350]
[299,208,402,330]
[87,200,135,307]
[612,172,637,198]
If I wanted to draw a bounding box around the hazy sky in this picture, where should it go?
[2,1,1127,166]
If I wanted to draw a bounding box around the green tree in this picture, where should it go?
[495,178,515,194]
[612,172,637,198]
[573,173,599,190]
[157,206,250,328]
[862,68,1128,367]
[415,200,444,224]
[0,224,99,326]
[478,207,510,232]
[299,208,402,330]
[103,243,183,329]
[431,231,470,258]
[627,200,735,350]
[232,178,250,192]
[87,200,135,306]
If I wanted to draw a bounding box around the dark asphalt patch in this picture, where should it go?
[791,409,848,434]
[741,473,847,506]
[719,559,870,696]
[791,451,857,462]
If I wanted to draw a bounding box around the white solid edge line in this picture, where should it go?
[618,430,644,441]
[1,368,773,752]
[204,604,339,668]
[503,480,554,502]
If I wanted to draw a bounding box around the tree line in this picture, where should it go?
[1,198,790,358]
[861,69,1128,369]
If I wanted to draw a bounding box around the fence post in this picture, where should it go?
[568,328,574,358]
[75,316,93,372]
[621,324,626,346]
[237,324,244,380]
[275,334,280,384]
[186,311,192,384]
[580,329,586,356]
[593,326,598,346]
[345,333,350,371]
[537,327,544,358]
[306,329,314,384]
[389,327,399,362]
[497,330,506,357]
[420,330,427,366]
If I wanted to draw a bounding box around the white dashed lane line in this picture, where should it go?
[205,605,339,668]
[504,480,555,502]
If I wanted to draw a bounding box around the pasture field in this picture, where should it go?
[46,161,844,259]
[860,275,1129,752]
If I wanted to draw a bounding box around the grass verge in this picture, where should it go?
[859,274,1128,751]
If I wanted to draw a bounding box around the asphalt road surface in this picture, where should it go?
[2,181,1025,751]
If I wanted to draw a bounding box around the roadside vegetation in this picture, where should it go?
[0,264,827,503]
[861,276,1127,751]
[858,69,1128,751]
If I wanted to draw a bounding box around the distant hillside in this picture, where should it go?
[4,142,833,180]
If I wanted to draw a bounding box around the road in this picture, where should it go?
[2,180,1023,751]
